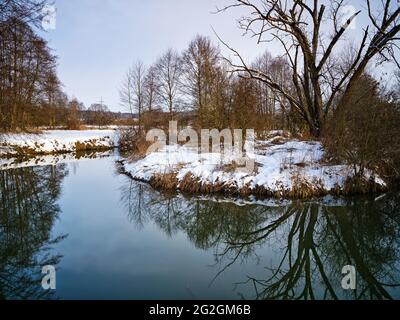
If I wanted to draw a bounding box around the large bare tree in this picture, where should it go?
[0,0,75,131]
[0,0,47,28]
[143,64,160,113]
[120,61,146,129]
[0,14,60,130]
[182,35,221,127]
[155,49,183,119]
[218,0,400,137]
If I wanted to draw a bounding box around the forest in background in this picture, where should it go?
[0,0,130,131]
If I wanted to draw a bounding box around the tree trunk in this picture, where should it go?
[309,121,321,138]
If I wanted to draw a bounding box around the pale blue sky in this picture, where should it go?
[41,0,395,112]
[43,0,271,111]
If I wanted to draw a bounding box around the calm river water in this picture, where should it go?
[1,152,399,300]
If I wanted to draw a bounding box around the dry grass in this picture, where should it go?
[123,168,388,199]
[25,127,44,134]
[150,172,179,190]
[288,174,326,199]
[269,136,288,145]
[119,127,152,159]
[13,145,40,156]
[343,175,387,195]
[119,150,388,199]
[68,124,92,130]
[4,127,44,134]
[218,161,240,173]
[294,162,307,168]
[129,136,153,160]
[75,140,112,152]
[179,173,227,194]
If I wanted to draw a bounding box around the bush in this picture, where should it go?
[118,127,152,158]
[323,74,400,186]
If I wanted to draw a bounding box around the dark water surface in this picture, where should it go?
[1,152,399,300]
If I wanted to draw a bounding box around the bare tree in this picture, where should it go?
[0,0,47,29]
[143,64,160,113]
[155,49,183,119]
[252,51,293,130]
[87,102,111,127]
[66,98,85,129]
[0,1,78,131]
[182,35,221,127]
[119,68,135,118]
[0,13,61,130]
[120,61,146,130]
[217,0,400,137]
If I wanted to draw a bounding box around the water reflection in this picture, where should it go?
[0,164,68,299]
[1,154,399,300]
[0,150,114,171]
[121,179,400,300]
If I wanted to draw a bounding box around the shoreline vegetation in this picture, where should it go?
[1,1,399,200]
[0,129,118,159]
[118,131,388,200]
[0,128,391,199]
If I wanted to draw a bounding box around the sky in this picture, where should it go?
[41,0,397,112]
[42,0,274,112]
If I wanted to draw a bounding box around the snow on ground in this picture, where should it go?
[122,133,386,195]
[0,130,118,156]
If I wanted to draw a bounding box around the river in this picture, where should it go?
[1,152,399,300]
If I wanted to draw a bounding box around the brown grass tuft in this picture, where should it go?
[286,174,326,199]
[75,140,112,152]
[150,172,179,190]
[343,175,387,195]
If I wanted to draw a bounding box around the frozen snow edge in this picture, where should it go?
[120,135,387,199]
[0,130,118,157]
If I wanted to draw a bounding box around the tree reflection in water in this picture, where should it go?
[121,176,400,300]
[0,165,68,300]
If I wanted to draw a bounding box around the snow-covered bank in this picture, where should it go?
[121,133,386,198]
[0,130,118,157]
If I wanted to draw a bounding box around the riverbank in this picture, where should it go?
[0,129,118,158]
[119,132,387,199]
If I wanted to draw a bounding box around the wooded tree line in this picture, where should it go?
[0,0,110,131]
[120,35,299,134]
[121,1,399,138]
[121,0,400,184]
[121,32,399,137]
[218,0,400,138]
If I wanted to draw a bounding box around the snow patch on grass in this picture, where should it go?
[122,133,386,197]
[0,130,118,156]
